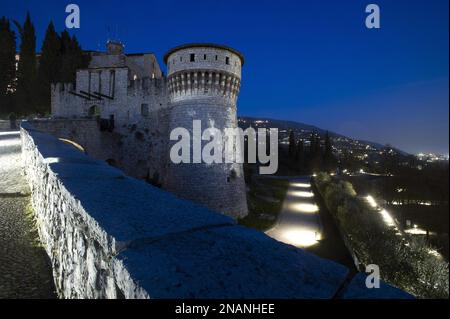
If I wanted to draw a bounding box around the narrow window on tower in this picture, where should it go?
[204,54,207,60]
[190,53,195,62]
[225,57,230,65]
[141,103,149,117]
[215,55,218,61]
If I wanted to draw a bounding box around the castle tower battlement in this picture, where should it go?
[164,43,248,218]
[165,43,242,103]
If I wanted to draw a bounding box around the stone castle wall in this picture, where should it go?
[28,117,170,186]
[51,69,168,131]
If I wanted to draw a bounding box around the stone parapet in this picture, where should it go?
[20,122,412,299]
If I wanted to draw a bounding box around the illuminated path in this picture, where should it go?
[266,176,356,270]
[0,129,55,298]
[266,176,323,248]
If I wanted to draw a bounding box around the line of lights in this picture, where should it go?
[366,195,396,228]
[290,182,311,188]
[289,190,314,198]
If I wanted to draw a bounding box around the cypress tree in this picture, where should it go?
[0,17,16,115]
[59,31,89,84]
[288,130,295,158]
[296,139,305,171]
[309,132,316,156]
[36,21,60,115]
[324,131,334,171]
[308,132,323,172]
[14,12,36,115]
[37,22,61,113]
[59,30,72,83]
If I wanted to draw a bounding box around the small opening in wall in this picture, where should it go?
[215,55,218,61]
[141,103,149,117]
[228,169,237,182]
[190,53,195,62]
[180,56,183,62]
[226,57,230,65]
[88,105,100,117]
[204,54,207,60]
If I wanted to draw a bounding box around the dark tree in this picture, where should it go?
[323,131,335,171]
[295,139,305,172]
[309,132,317,157]
[288,130,295,158]
[36,21,60,115]
[309,132,323,172]
[59,31,89,84]
[14,12,37,115]
[0,17,16,115]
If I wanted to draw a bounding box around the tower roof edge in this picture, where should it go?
[164,43,244,66]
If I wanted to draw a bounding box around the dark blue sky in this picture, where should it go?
[3,0,449,154]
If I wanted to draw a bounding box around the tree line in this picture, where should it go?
[0,12,90,117]
[287,130,337,174]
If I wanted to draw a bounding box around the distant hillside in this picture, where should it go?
[238,116,408,156]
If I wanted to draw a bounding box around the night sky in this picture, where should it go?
[2,0,449,154]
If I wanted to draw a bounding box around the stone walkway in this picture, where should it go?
[266,176,323,248]
[0,130,55,298]
[266,175,356,271]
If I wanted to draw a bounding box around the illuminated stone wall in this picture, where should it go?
[164,44,248,218]
[20,122,413,299]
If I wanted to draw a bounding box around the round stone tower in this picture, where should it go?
[163,43,248,219]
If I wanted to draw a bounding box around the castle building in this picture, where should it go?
[51,41,248,219]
